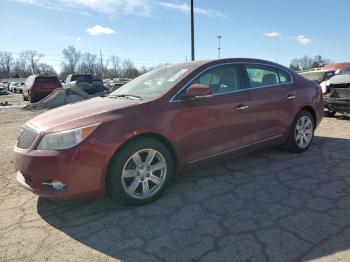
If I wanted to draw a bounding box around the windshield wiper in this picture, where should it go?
[109,94,143,100]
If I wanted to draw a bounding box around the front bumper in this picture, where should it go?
[14,140,112,200]
[324,97,350,114]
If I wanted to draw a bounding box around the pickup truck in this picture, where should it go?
[65,74,105,95]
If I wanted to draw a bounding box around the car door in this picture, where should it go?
[173,64,252,165]
[245,64,298,143]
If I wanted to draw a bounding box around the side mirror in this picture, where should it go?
[182,84,212,99]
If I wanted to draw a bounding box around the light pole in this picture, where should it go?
[191,0,195,61]
[217,35,222,59]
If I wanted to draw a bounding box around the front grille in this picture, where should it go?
[16,124,39,149]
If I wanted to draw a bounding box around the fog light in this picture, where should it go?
[42,180,65,190]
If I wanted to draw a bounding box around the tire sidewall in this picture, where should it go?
[288,110,315,153]
[107,138,174,205]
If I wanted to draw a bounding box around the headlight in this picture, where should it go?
[37,124,98,150]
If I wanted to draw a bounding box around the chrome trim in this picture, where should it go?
[187,134,284,165]
[236,105,249,111]
[15,122,42,151]
[170,62,294,103]
[286,95,296,100]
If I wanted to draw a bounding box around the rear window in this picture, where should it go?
[35,77,59,84]
[71,75,93,82]
[245,64,292,88]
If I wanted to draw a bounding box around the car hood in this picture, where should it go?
[28,97,143,133]
[329,74,350,85]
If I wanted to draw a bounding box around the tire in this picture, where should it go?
[324,110,336,117]
[285,110,315,153]
[107,138,174,205]
[29,96,37,103]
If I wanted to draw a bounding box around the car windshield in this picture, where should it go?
[300,71,325,82]
[109,65,194,99]
[341,68,350,75]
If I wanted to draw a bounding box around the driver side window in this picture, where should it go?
[190,64,246,95]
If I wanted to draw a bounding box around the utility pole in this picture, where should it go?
[99,49,103,78]
[191,0,195,61]
[217,35,222,59]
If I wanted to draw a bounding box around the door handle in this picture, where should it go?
[236,105,249,111]
[286,95,296,100]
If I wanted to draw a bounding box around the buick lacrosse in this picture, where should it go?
[14,58,324,205]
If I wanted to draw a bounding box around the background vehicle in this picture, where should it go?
[323,62,350,71]
[339,67,350,75]
[14,59,323,205]
[299,70,337,94]
[23,75,62,103]
[17,83,25,94]
[10,82,20,93]
[65,74,104,95]
[324,74,350,117]
[103,79,114,89]
[0,84,8,95]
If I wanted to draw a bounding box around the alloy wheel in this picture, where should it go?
[121,149,167,199]
[295,115,313,149]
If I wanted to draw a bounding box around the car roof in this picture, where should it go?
[172,58,290,69]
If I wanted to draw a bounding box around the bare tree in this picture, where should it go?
[110,55,121,77]
[299,55,313,71]
[13,57,31,77]
[80,52,97,75]
[38,63,56,75]
[21,50,42,74]
[0,51,14,77]
[121,58,139,78]
[290,55,333,71]
[62,46,81,74]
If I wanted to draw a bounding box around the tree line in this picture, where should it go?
[0,46,165,80]
[1,48,334,79]
[289,55,333,72]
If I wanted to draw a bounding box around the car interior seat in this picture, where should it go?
[262,73,278,86]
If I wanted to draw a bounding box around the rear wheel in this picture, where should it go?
[285,110,315,153]
[107,138,174,205]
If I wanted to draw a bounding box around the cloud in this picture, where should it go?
[76,37,82,42]
[296,35,312,46]
[15,0,153,16]
[264,32,281,37]
[158,2,224,17]
[15,0,224,18]
[86,25,115,36]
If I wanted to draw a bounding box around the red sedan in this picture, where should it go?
[14,58,324,205]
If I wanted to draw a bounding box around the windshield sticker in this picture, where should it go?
[168,69,189,82]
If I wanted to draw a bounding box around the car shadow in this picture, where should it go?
[37,135,350,262]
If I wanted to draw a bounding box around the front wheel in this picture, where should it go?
[107,138,174,205]
[285,110,315,153]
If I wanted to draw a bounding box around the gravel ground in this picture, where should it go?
[1,94,350,262]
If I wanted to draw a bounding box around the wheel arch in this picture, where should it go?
[104,132,179,190]
[299,105,317,125]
